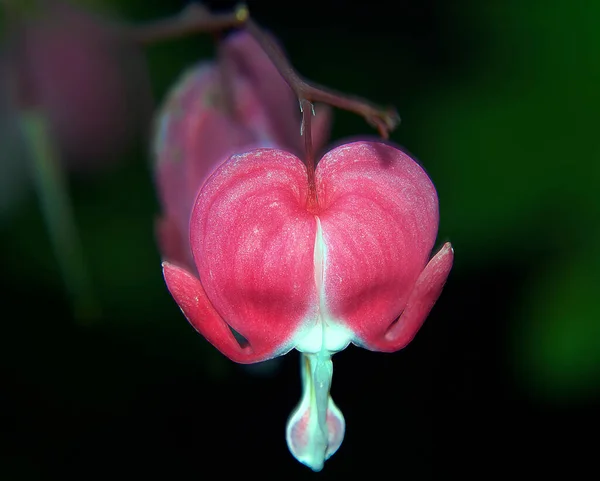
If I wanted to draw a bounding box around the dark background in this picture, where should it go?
[1,0,599,478]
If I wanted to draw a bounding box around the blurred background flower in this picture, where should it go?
[1,0,598,478]
[3,0,153,171]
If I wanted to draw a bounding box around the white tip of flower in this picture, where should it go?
[286,352,345,471]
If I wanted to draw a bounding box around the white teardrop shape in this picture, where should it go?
[285,352,345,471]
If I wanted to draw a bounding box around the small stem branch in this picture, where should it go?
[20,110,100,324]
[300,99,318,210]
[128,4,399,139]
[216,35,237,119]
[244,18,400,139]
[129,3,248,45]
[301,100,314,169]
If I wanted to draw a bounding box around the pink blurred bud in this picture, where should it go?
[153,30,331,271]
[9,0,152,170]
[162,141,453,469]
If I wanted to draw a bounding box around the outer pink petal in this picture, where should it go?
[153,64,257,265]
[379,242,454,351]
[190,149,319,359]
[315,141,441,349]
[155,216,187,269]
[163,261,266,363]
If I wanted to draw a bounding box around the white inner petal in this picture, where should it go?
[294,216,352,354]
[285,216,349,471]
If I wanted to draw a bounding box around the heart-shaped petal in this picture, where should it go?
[165,140,452,360]
[315,141,444,350]
[191,149,319,359]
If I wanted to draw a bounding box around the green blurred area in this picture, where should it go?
[410,0,600,400]
[1,0,599,477]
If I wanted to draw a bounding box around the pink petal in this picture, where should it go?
[153,64,258,266]
[189,149,320,359]
[314,141,442,349]
[379,242,454,351]
[162,261,265,363]
[155,215,193,273]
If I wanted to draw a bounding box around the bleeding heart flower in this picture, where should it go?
[153,30,330,271]
[162,140,453,470]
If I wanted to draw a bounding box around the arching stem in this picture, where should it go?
[20,111,100,324]
[129,3,247,44]
[245,17,399,139]
[215,32,237,119]
[300,99,319,211]
[129,4,400,139]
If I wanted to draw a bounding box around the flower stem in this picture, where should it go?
[129,3,400,140]
[244,17,400,139]
[20,110,100,324]
[300,99,319,211]
[128,3,248,45]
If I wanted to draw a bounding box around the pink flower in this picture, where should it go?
[161,141,453,470]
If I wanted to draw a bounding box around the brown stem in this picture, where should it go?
[129,3,249,45]
[244,18,400,139]
[128,4,399,139]
[216,34,237,119]
[301,99,319,211]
